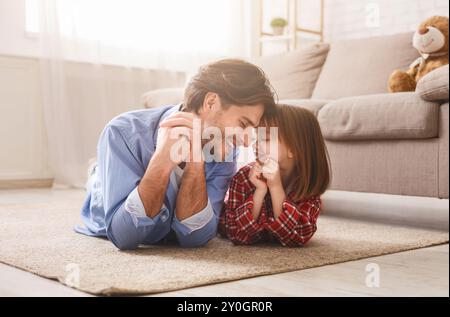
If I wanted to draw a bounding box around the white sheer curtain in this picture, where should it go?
[32,0,248,188]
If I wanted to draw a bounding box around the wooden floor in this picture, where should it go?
[0,188,448,297]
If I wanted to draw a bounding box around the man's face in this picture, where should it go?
[202,102,265,161]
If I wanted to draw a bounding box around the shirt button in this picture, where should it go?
[126,202,134,212]
[93,192,100,203]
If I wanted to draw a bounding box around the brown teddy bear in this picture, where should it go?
[388,16,449,93]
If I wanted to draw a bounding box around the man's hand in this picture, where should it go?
[156,111,208,222]
[158,112,202,165]
[137,112,196,219]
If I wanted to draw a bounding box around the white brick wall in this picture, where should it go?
[323,0,449,42]
[262,0,448,49]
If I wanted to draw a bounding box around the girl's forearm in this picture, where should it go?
[251,188,267,219]
[268,184,286,219]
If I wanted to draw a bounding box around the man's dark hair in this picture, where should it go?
[184,59,276,113]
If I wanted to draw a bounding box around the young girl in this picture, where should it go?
[219,104,331,247]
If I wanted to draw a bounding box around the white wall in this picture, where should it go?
[0,55,185,183]
[260,0,449,55]
[324,0,449,42]
[0,55,51,181]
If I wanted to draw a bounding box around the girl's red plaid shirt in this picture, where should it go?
[219,164,322,247]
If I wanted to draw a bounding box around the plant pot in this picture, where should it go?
[272,26,285,36]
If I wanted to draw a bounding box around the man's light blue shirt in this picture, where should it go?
[76,104,237,250]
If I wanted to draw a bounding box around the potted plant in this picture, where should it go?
[270,17,288,35]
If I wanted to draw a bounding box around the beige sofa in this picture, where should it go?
[141,33,449,230]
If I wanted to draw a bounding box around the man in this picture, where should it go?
[76,59,275,250]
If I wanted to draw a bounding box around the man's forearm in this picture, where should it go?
[138,153,173,218]
[176,162,208,221]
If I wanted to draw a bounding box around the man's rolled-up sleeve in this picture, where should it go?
[171,161,237,248]
[124,186,170,227]
[173,199,214,233]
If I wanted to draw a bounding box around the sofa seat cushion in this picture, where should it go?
[279,99,330,116]
[312,33,420,100]
[317,92,439,140]
[416,65,449,102]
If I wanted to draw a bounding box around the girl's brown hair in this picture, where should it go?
[263,104,331,200]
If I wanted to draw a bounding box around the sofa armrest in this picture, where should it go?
[141,87,184,109]
[416,65,449,103]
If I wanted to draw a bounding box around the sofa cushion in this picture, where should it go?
[312,33,420,100]
[141,87,184,109]
[279,99,330,116]
[416,65,449,102]
[252,43,330,100]
[317,92,439,140]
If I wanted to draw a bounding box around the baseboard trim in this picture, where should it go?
[0,179,54,189]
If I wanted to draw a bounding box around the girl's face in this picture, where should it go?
[253,128,293,172]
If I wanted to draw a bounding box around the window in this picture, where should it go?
[25,0,244,58]
[25,0,40,33]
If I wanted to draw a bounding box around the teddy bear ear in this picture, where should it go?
[419,16,445,29]
[424,16,449,29]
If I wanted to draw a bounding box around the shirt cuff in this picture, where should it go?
[124,186,170,228]
[172,199,214,236]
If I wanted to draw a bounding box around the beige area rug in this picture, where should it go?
[0,198,448,296]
